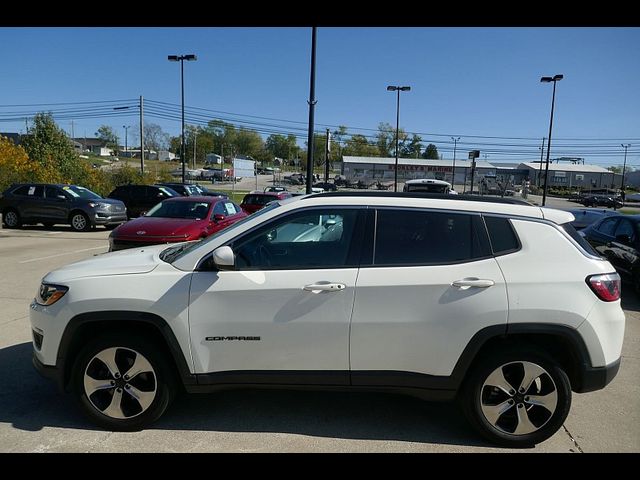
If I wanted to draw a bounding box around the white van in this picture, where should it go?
[403,178,456,194]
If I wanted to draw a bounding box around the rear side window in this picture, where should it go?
[374,209,490,266]
[483,216,520,255]
[12,185,43,197]
[560,223,600,256]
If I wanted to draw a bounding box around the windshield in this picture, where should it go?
[162,201,282,263]
[63,185,102,199]
[146,200,211,219]
[406,184,450,193]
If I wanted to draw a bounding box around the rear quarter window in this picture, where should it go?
[483,216,520,255]
[560,222,600,257]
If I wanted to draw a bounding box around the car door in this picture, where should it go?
[587,217,621,265]
[43,185,70,222]
[608,217,639,277]
[349,208,508,385]
[17,185,45,220]
[188,207,366,384]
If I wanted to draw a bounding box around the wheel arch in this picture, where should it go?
[451,323,593,393]
[58,311,196,392]
[68,209,91,227]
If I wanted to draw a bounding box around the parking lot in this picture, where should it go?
[0,222,638,452]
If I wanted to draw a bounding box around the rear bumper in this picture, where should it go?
[575,357,621,393]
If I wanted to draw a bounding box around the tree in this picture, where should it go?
[22,113,84,183]
[402,134,423,158]
[96,125,118,151]
[234,128,264,158]
[266,134,298,162]
[144,123,169,154]
[607,166,622,174]
[422,143,439,159]
[0,136,48,191]
[343,134,379,157]
[376,122,408,157]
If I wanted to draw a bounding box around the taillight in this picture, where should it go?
[586,273,621,302]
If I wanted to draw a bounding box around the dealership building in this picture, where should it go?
[341,156,620,190]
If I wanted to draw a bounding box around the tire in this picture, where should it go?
[459,348,571,447]
[70,212,90,232]
[3,209,21,229]
[72,334,176,431]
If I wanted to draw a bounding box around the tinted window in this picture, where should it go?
[44,186,63,198]
[131,187,148,201]
[109,186,129,199]
[596,217,619,236]
[233,209,360,270]
[13,185,43,198]
[374,209,488,265]
[146,200,210,219]
[212,202,226,216]
[484,216,520,255]
[614,219,636,240]
[560,223,599,256]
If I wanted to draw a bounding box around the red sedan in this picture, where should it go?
[108,196,247,251]
[240,191,291,214]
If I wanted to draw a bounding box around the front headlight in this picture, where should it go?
[88,202,110,209]
[36,283,68,306]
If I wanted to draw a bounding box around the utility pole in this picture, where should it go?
[538,137,546,187]
[24,118,29,134]
[71,120,75,140]
[306,27,317,195]
[140,96,145,175]
[324,128,330,182]
[451,136,460,190]
[193,128,197,170]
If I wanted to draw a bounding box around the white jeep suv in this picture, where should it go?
[30,192,625,447]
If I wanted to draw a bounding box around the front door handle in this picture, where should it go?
[303,283,346,292]
[452,278,495,289]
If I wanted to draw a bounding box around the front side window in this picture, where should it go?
[614,219,637,242]
[62,185,102,199]
[232,208,360,270]
[596,217,619,237]
[374,209,489,266]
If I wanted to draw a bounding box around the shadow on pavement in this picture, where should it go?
[0,342,491,447]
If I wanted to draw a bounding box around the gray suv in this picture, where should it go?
[0,183,127,231]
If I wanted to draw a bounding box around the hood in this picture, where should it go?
[114,216,204,237]
[43,244,168,283]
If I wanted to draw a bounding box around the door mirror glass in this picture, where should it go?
[212,246,235,270]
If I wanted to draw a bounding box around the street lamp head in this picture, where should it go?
[167,55,179,62]
[540,76,553,83]
[541,74,563,83]
[387,85,396,91]
[553,74,564,81]
[399,86,411,91]
[184,54,197,61]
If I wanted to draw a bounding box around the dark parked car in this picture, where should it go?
[582,194,623,209]
[0,183,127,231]
[566,208,619,230]
[157,183,228,199]
[240,191,292,214]
[108,196,247,251]
[107,184,180,218]
[313,182,338,192]
[581,214,640,292]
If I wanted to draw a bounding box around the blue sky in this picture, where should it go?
[0,27,638,168]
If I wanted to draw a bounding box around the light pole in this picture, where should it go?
[621,143,631,201]
[540,74,563,206]
[451,136,460,190]
[168,54,197,184]
[387,85,411,192]
[122,125,130,157]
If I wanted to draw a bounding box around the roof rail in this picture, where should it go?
[305,191,533,206]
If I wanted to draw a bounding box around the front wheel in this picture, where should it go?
[3,209,21,228]
[459,349,571,447]
[70,212,90,232]
[72,335,176,431]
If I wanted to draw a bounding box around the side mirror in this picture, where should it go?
[213,214,225,222]
[212,246,235,270]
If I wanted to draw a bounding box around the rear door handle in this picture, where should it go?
[303,283,346,292]
[452,278,495,289]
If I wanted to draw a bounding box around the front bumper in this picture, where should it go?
[93,211,128,226]
[575,357,621,393]
[32,352,64,392]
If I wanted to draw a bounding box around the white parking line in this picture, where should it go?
[18,246,106,264]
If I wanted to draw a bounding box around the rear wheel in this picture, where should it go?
[3,209,21,228]
[459,349,571,447]
[72,334,176,431]
[70,212,90,232]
